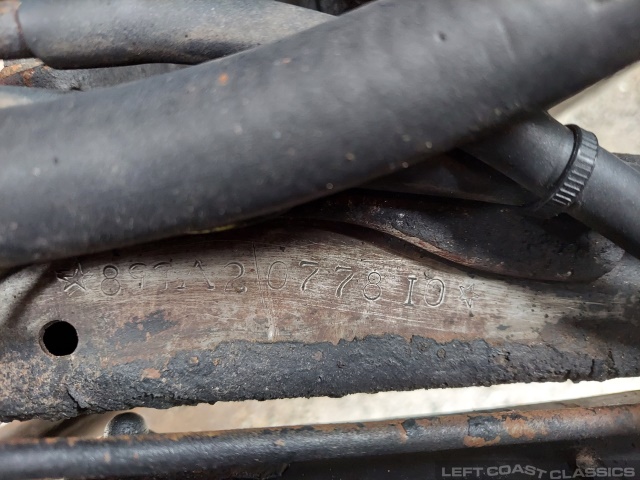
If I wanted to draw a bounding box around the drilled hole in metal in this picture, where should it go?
[40,321,78,356]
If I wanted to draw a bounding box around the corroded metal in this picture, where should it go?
[1,213,639,421]
[2,403,640,479]
[292,193,624,281]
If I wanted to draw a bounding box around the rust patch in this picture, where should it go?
[503,415,546,440]
[17,67,35,87]
[395,422,409,443]
[0,64,29,80]
[463,435,501,447]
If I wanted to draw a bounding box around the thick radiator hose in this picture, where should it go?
[1,0,640,266]
[0,0,331,68]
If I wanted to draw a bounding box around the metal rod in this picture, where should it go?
[1,404,640,479]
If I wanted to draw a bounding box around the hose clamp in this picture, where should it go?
[528,125,598,219]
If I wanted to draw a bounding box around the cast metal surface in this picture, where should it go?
[1,206,639,421]
[291,193,624,281]
[2,402,640,479]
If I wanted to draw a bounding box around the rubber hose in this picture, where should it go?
[1,0,331,68]
[0,86,67,108]
[366,152,640,207]
[466,113,640,258]
[0,84,636,208]
[1,82,635,209]
[1,0,640,267]
[366,151,538,206]
[2,82,638,209]
[0,1,30,59]
[279,0,369,16]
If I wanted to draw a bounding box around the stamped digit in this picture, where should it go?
[335,266,354,298]
[363,272,382,301]
[300,260,319,292]
[225,262,247,293]
[101,265,121,296]
[153,262,171,290]
[267,261,288,290]
[129,263,147,289]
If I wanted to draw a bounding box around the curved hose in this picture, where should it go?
[280,0,369,15]
[1,0,640,267]
[0,86,67,108]
[466,113,640,259]
[367,151,640,207]
[1,0,331,68]
[0,1,30,60]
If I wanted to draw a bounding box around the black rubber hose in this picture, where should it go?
[0,0,331,68]
[466,113,640,258]
[280,0,370,16]
[366,152,640,206]
[0,85,635,207]
[1,0,640,267]
[366,151,539,206]
[572,149,640,257]
[0,86,67,108]
[467,114,576,197]
[0,1,30,60]
[0,82,634,208]
[0,81,637,209]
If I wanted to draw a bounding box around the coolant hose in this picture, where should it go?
[466,113,640,259]
[0,0,331,68]
[1,0,640,266]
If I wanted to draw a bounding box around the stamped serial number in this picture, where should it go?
[56,256,477,310]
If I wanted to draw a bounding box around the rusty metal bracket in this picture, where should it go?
[290,193,624,281]
[0,204,639,421]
